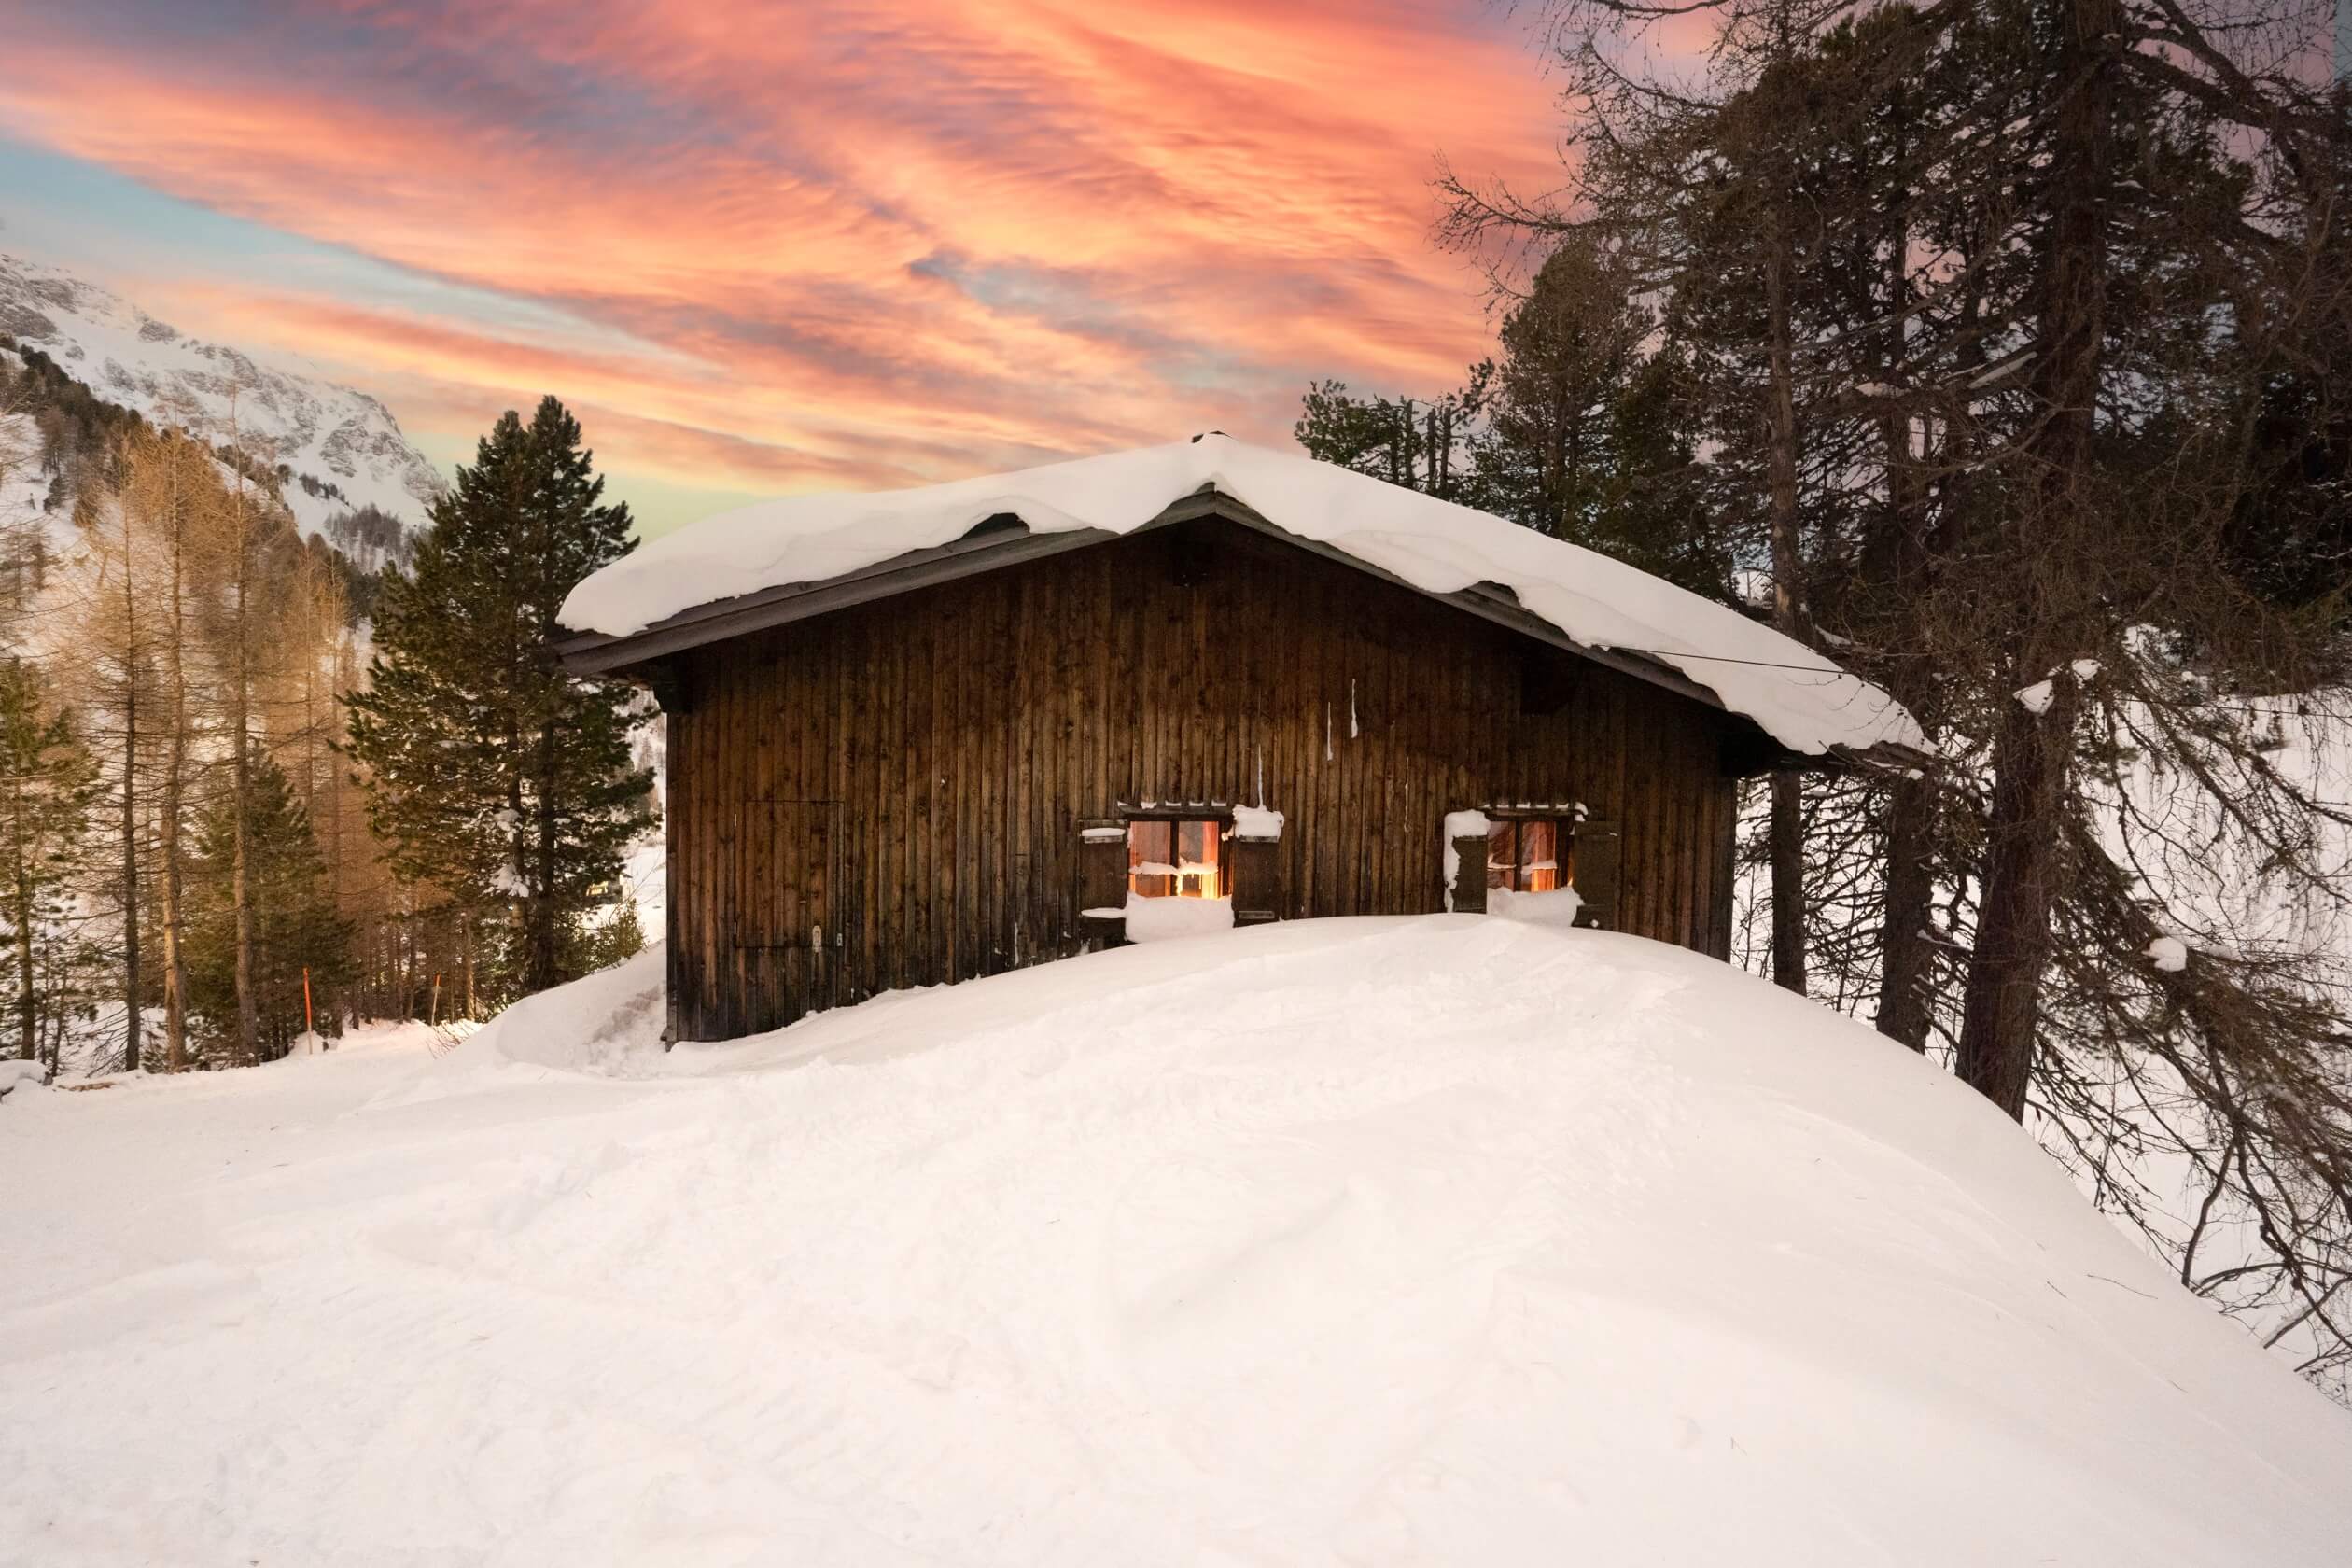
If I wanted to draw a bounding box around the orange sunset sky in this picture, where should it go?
[1,1,1581,531]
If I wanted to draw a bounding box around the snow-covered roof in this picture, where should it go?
[560,435,1922,757]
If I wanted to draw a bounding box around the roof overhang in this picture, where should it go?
[554,488,1930,776]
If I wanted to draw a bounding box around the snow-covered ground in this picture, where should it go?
[3,918,2347,1565]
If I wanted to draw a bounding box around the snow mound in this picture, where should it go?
[2,917,2346,1565]
[560,436,1920,757]
[447,942,668,1076]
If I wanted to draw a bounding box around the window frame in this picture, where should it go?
[1482,813,1578,896]
[1123,810,1235,901]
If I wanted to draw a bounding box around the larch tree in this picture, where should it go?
[67,441,155,1071]
[126,430,219,1072]
[344,397,651,1002]
[197,423,283,1065]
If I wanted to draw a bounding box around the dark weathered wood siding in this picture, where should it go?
[655,519,1745,1041]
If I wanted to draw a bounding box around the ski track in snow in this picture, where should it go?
[3,917,2349,1566]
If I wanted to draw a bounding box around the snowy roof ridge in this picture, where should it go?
[559,435,1924,757]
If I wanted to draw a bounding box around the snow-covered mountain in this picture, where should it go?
[0,251,445,535]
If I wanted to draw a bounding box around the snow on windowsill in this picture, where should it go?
[1489,886,1586,927]
[1232,805,1284,842]
[1120,895,1235,942]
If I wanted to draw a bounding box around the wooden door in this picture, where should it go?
[728,797,836,1029]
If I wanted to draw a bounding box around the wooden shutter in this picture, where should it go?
[1449,829,1490,914]
[1233,832,1281,925]
[1571,822,1619,930]
[1078,818,1127,943]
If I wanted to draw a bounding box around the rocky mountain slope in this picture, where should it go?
[0,251,444,535]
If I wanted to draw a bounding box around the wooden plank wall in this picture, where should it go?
[659,520,1744,1041]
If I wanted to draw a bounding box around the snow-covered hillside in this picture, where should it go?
[3,917,2346,1564]
[0,251,444,535]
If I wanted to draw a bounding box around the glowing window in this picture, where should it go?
[1485,817,1574,894]
[1127,819,1225,898]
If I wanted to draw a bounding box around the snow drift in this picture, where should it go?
[3,917,2346,1566]
[446,941,668,1076]
[559,435,1921,757]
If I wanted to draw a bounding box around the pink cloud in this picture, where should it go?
[0,2,1570,498]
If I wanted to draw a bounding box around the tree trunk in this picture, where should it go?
[1768,773,1807,993]
[13,833,32,1061]
[1875,766,1938,1049]
[1959,687,2077,1116]
[161,541,187,1071]
[1869,191,1937,1052]
[528,719,561,992]
[232,721,256,1064]
[114,490,143,1072]
[119,660,139,1073]
[1761,201,1810,996]
[231,508,259,1065]
[1954,0,2116,1120]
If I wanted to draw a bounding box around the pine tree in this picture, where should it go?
[185,744,350,1060]
[344,397,651,1001]
[1472,237,1719,595]
[1436,0,2352,1390]
[0,658,101,1064]
[1295,378,1484,502]
[567,897,646,979]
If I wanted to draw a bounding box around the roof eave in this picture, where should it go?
[553,516,1117,676]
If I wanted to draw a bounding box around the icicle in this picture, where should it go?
[1324,703,1333,762]
[1350,679,1359,738]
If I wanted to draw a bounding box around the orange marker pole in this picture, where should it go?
[302,966,314,1035]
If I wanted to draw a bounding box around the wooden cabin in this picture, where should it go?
[557,437,1919,1043]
